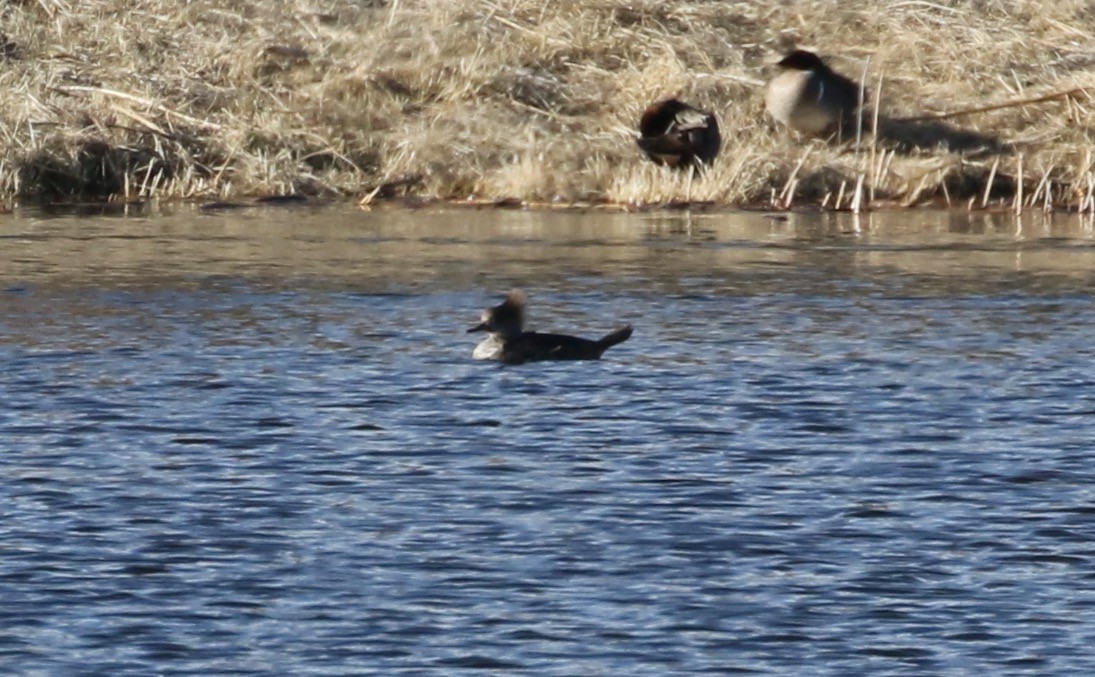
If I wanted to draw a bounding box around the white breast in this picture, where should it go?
[765,70,836,135]
[472,335,504,360]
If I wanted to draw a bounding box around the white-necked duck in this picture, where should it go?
[766,50,862,136]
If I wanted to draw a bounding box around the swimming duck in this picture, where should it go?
[636,98,721,170]
[765,50,861,136]
[468,290,633,365]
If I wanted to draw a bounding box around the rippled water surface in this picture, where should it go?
[3,205,1095,675]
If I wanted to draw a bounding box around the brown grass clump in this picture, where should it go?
[0,0,1092,210]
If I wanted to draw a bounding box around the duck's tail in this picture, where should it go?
[596,325,633,354]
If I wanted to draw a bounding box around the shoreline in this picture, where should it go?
[1,1,1092,212]
[8,194,1095,220]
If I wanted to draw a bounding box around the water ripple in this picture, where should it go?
[2,208,1095,674]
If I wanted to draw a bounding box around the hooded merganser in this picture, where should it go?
[636,98,721,170]
[765,50,862,136]
[468,290,633,365]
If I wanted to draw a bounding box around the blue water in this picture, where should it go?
[2,206,1095,675]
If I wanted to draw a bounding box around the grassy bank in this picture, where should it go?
[1,0,1093,211]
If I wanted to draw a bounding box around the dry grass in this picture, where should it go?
[0,0,1093,211]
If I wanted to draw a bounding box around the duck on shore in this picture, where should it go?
[765,50,862,136]
[636,98,721,170]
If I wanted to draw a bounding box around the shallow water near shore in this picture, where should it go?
[2,204,1095,675]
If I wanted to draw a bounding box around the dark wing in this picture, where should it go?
[503,332,604,363]
[823,70,864,114]
[676,110,720,165]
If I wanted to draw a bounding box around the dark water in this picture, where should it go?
[2,205,1095,675]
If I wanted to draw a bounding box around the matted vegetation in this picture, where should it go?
[0,0,1092,211]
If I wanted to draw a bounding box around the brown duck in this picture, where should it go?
[636,98,721,170]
